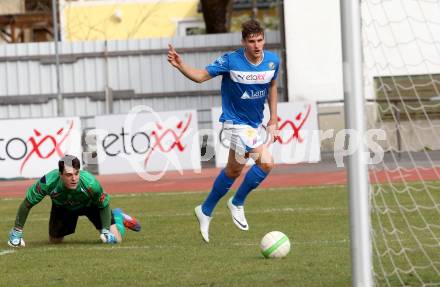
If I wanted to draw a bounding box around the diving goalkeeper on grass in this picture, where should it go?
[7,155,141,247]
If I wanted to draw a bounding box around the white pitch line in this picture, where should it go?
[111,191,206,198]
[294,239,349,245]
[0,217,48,223]
[0,206,347,223]
[0,185,347,200]
[0,249,16,256]
[259,207,346,213]
[124,206,346,218]
[17,239,350,253]
[233,239,349,246]
[24,245,173,252]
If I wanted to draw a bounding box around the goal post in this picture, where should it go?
[344,0,440,286]
[340,1,374,286]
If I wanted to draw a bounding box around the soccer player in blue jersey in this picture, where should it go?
[168,19,279,242]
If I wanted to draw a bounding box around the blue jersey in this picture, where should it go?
[206,48,280,128]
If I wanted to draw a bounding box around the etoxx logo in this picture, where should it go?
[0,119,80,176]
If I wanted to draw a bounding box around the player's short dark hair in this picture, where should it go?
[241,19,264,40]
[58,155,80,173]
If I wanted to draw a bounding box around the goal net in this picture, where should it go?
[361,0,440,286]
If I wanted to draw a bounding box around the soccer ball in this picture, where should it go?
[260,231,290,258]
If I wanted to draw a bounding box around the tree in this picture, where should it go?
[200,0,233,34]
[25,0,52,12]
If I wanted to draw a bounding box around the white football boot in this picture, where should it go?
[227,197,249,231]
[194,205,212,243]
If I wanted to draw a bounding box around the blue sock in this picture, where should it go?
[233,165,268,206]
[202,169,235,216]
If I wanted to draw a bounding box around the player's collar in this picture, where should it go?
[243,49,264,66]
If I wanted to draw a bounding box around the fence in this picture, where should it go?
[0,31,285,131]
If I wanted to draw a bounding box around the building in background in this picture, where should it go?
[60,0,278,41]
[0,0,279,43]
[0,0,54,43]
[213,0,278,33]
[0,0,24,14]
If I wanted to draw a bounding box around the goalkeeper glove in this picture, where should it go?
[8,227,25,247]
[100,228,117,244]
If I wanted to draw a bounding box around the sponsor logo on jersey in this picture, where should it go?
[240,89,267,100]
[36,183,43,194]
[99,193,107,204]
[213,55,226,66]
[268,62,275,70]
[50,189,60,198]
[80,187,89,195]
[241,91,251,99]
[230,70,275,84]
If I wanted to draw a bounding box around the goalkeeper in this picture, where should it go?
[7,155,141,247]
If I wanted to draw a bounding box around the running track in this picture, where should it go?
[1,164,439,198]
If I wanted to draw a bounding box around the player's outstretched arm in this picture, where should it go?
[9,175,50,247]
[99,204,118,244]
[167,44,212,83]
[7,199,33,247]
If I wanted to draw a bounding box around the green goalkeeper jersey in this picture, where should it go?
[26,169,110,211]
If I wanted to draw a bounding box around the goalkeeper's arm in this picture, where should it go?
[14,199,33,229]
[99,204,118,244]
[16,175,49,229]
[8,199,33,247]
[99,204,111,231]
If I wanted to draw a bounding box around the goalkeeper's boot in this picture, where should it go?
[195,205,212,243]
[227,197,249,231]
[113,208,141,232]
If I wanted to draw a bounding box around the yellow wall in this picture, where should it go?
[62,0,200,41]
[61,0,278,41]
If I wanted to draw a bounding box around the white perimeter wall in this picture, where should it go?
[284,0,440,102]
[284,0,344,102]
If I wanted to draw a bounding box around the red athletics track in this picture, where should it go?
[0,164,439,198]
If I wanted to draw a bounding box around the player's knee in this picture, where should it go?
[224,168,242,179]
[258,160,274,173]
[49,236,64,244]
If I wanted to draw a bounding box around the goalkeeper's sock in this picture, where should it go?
[202,169,235,216]
[233,164,268,206]
[112,208,126,237]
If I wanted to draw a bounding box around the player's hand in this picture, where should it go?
[167,44,183,68]
[100,229,117,244]
[266,118,279,144]
[8,227,25,247]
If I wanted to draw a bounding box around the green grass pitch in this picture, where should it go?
[1,183,438,286]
